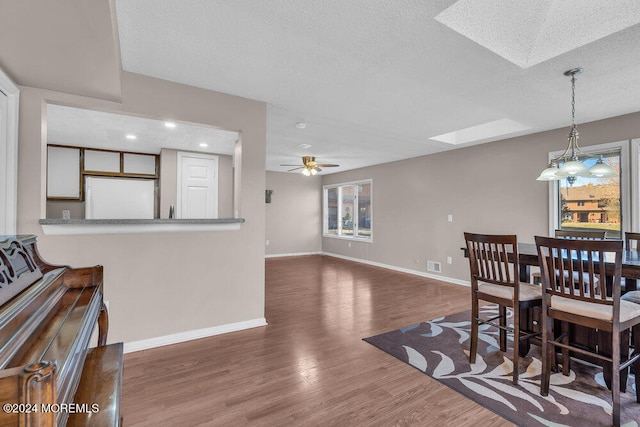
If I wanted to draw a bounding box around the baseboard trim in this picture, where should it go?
[124,317,268,354]
[321,252,470,288]
[265,251,322,258]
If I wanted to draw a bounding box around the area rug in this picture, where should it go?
[364,306,639,427]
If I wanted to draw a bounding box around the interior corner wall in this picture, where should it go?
[265,171,322,256]
[321,111,640,283]
[17,71,267,345]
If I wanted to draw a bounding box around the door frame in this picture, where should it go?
[0,67,19,235]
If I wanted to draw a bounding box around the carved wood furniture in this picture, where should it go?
[0,235,123,426]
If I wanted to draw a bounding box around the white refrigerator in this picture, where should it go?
[85,177,155,219]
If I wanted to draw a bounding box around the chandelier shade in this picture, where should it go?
[536,164,561,181]
[589,156,617,178]
[554,159,590,177]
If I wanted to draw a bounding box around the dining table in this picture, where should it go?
[513,242,640,291]
[461,240,640,390]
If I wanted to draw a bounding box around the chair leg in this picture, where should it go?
[512,305,520,385]
[634,324,640,404]
[561,321,570,376]
[620,329,629,393]
[598,330,614,390]
[540,308,551,396]
[612,329,621,427]
[518,307,532,357]
[499,305,507,352]
[469,294,479,364]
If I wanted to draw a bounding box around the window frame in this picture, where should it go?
[547,139,629,238]
[630,138,640,231]
[323,179,373,242]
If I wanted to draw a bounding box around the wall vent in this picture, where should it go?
[427,260,442,273]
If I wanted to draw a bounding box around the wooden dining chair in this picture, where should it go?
[531,229,605,284]
[464,232,542,385]
[625,232,640,251]
[535,236,640,427]
[623,232,640,292]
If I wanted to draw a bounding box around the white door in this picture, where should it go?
[177,152,219,219]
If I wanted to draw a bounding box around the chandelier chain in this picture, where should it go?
[571,74,576,125]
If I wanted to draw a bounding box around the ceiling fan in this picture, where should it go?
[281,156,339,175]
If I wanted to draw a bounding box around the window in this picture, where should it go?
[550,140,629,239]
[324,180,372,240]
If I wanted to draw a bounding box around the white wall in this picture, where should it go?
[265,171,322,256]
[322,111,640,283]
[17,72,267,345]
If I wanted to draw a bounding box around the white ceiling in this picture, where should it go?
[47,104,239,155]
[113,0,640,174]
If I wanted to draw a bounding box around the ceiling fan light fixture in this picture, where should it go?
[310,168,317,175]
[302,168,311,176]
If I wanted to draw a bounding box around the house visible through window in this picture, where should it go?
[557,150,621,238]
[324,180,372,240]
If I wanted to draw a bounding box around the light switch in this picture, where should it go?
[447,214,453,222]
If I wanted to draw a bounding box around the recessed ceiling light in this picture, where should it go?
[199,142,208,147]
[164,122,176,128]
[126,134,137,140]
[297,143,312,149]
[295,122,307,129]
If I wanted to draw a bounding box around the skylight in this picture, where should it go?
[429,118,530,145]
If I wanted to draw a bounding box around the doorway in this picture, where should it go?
[177,152,219,219]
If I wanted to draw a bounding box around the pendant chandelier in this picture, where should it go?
[536,68,616,185]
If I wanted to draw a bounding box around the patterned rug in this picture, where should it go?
[364,306,640,427]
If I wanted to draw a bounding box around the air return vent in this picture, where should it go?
[427,260,442,273]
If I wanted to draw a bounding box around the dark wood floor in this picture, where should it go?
[122,255,511,426]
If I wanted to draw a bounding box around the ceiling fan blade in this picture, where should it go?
[316,168,322,172]
[280,164,303,167]
[316,164,339,167]
[287,166,304,172]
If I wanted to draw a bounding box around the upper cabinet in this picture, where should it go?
[46,145,159,201]
[47,146,81,199]
[123,153,156,175]
[84,149,120,173]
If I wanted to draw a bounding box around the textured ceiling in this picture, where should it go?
[436,0,640,69]
[47,105,238,155]
[112,0,640,174]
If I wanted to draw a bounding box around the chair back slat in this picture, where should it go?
[625,232,640,251]
[535,236,622,305]
[465,233,518,289]
[555,229,606,240]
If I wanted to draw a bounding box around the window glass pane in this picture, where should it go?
[326,188,338,235]
[341,185,355,236]
[558,151,621,238]
[357,183,371,238]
